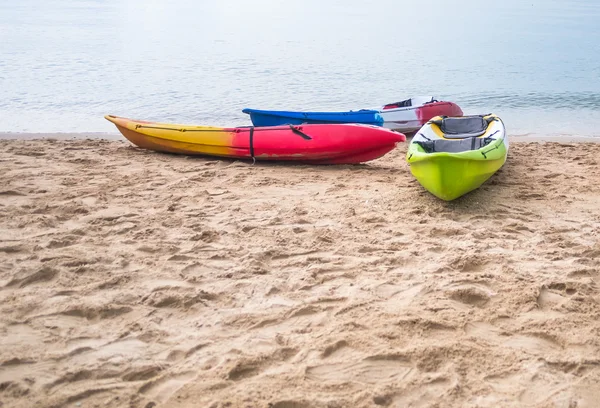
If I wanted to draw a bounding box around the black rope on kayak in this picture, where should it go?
[249,126,256,164]
[479,130,502,158]
[481,143,501,159]
[427,117,446,127]
[413,140,435,153]
[136,124,242,133]
[135,124,204,132]
[135,124,315,135]
[484,130,500,140]
[289,125,312,140]
[484,115,498,125]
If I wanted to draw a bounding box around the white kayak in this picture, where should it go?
[369,96,464,133]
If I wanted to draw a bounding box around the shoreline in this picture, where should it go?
[1,131,599,143]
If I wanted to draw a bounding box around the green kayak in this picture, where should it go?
[406,114,508,201]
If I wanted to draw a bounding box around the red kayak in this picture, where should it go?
[105,115,406,164]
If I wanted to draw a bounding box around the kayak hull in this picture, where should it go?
[240,109,384,127]
[104,115,406,165]
[406,114,508,201]
[408,149,507,201]
[381,101,464,133]
[242,99,462,133]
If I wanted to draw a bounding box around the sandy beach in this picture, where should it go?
[1,137,599,408]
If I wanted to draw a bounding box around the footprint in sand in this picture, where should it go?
[375,283,426,311]
[1,324,45,349]
[321,340,350,359]
[0,243,26,254]
[537,287,570,311]
[567,268,598,279]
[57,305,134,321]
[140,279,218,309]
[64,338,149,368]
[447,286,492,308]
[484,365,576,406]
[465,322,562,355]
[306,354,414,384]
[268,401,312,408]
[384,377,453,408]
[448,254,493,273]
[5,266,58,288]
[225,347,298,382]
[0,359,56,389]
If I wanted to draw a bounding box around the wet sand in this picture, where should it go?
[1,138,599,408]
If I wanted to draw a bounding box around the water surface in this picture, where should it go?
[1,0,599,136]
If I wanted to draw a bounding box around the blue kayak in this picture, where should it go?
[241,108,384,127]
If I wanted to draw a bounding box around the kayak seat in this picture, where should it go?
[430,115,493,139]
[383,97,438,110]
[383,98,412,109]
[414,137,493,153]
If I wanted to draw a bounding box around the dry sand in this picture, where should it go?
[0,138,599,408]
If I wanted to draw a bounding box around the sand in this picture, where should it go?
[0,137,599,408]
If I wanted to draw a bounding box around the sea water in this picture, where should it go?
[1,0,599,136]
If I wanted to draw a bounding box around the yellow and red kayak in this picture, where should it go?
[105,115,406,164]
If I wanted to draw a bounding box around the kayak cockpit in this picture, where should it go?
[382,96,437,110]
[429,115,498,139]
[412,114,505,153]
[414,137,495,153]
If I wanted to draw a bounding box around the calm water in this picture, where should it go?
[1,0,600,136]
